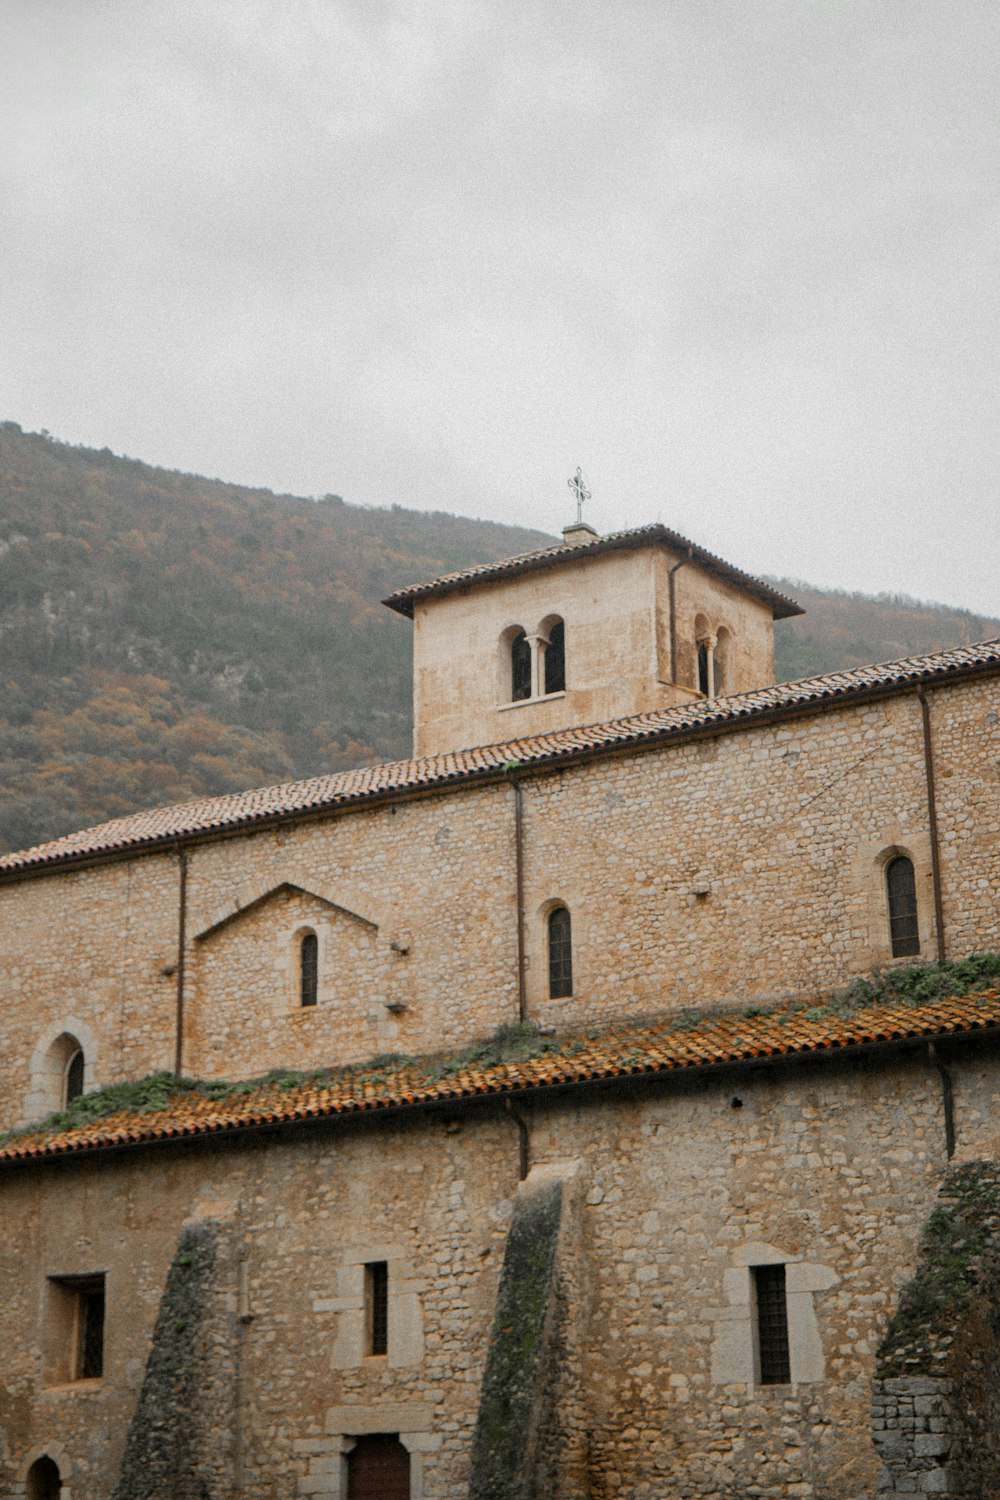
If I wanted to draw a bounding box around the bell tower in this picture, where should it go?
[384,521,802,759]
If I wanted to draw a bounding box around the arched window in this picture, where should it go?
[510,629,532,701]
[347,1434,410,1500]
[26,1457,61,1500]
[698,642,710,696]
[64,1048,85,1106]
[300,931,319,1007]
[543,618,565,694]
[886,855,920,957]
[547,906,573,999]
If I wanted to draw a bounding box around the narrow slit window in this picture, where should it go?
[544,619,565,694]
[548,906,573,999]
[511,630,532,701]
[753,1264,791,1385]
[365,1260,388,1356]
[886,855,920,957]
[300,932,319,1007]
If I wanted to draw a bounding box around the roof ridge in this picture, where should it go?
[382,521,803,619]
[3,635,999,877]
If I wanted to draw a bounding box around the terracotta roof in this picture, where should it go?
[3,987,999,1166]
[3,637,1000,879]
[382,522,804,619]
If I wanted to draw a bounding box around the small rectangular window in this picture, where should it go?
[752,1264,791,1385]
[365,1261,388,1357]
[45,1273,106,1382]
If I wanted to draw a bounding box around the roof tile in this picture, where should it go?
[3,987,999,1165]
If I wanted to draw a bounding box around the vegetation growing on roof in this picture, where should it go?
[3,957,1000,1151]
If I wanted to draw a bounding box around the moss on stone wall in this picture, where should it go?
[877,1160,1000,1378]
[468,1178,564,1500]
[111,1218,234,1500]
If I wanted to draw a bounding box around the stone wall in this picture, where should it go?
[872,1160,1000,1498]
[3,672,1000,1134]
[7,1043,1000,1498]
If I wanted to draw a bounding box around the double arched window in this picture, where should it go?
[547,906,573,998]
[886,855,920,957]
[300,931,319,1007]
[504,616,566,702]
[694,617,732,700]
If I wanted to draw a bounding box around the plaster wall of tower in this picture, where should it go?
[410,543,777,757]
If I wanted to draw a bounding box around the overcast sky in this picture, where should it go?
[3,1,998,612]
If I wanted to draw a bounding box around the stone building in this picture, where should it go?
[2,521,1000,1499]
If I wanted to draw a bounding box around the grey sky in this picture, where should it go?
[3,1,998,613]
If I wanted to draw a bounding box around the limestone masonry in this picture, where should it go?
[2,521,1000,1499]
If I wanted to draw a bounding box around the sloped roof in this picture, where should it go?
[3,987,998,1166]
[382,522,804,619]
[2,637,999,880]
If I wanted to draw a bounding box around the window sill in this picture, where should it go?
[42,1377,104,1394]
[497,691,566,712]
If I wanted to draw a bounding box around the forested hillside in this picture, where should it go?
[2,422,998,855]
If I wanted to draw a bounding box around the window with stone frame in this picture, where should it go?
[365,1260,389,1356]
[752,1264,791,1385]
[45,1273,106,1383]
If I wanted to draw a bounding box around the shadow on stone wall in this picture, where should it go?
[873,1161,1000,1498]
[111,1218,239,1500]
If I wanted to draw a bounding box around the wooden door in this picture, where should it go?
[346,1434,410,1500]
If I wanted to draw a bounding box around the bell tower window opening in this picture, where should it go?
[543,618,565,694]
[886,855,920,957]
[300,931,319,1007]
[547,905,573,999]
[510,629,532,701]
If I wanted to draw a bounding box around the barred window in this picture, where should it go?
[365,1261,388,1356]
[753,1264,791,1385]
[886,855,920,957]
[300,932,319,1007]
[548,906,573,999]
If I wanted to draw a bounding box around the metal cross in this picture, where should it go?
[567,466,591,525]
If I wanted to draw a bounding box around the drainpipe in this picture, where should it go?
[916,687,946,962]
[173,845,188,1076]
[927,1042,956,1159]
[510,777,527,1023]
[505,1098,530,1181]
[668,549,693,685]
